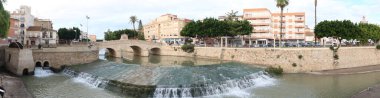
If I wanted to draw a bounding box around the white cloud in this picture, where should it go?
[4,0,380,39]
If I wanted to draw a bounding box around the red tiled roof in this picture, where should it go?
[27,26,43,31]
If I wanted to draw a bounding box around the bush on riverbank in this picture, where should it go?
[265,66,283,75]
[376,45,380,50]
[181,44,195,53]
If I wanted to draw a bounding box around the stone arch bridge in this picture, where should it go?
[97,40,164,57]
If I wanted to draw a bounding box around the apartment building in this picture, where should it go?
[144,14,191,45]
[89,35,97,42]
[10,5,58,47]
[10,5,35,45]
[243,8,313,45]
[7,18,20,42]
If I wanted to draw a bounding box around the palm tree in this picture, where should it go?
[275,0,289,47]
[225,10,239,21]
[130,16,138,31]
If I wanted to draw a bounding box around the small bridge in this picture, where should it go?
[97,40,164,57]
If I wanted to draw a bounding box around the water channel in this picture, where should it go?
[20,49,380,98]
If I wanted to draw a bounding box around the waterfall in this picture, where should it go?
[34,67,54,77]
[153,71,275,98]
[63,68,108,88]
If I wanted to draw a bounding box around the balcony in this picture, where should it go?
[294,19,304,22]
[295,25,305,28]
[294,32,305,34]
[284,36,305,40]
[252,23,270,26]
[253,29,270,33]
[245,16,271,20]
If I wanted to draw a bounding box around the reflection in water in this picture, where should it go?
[21,72,125,98]
[251,72,380,98]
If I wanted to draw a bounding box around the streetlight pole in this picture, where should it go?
[86,15,90,45]
[314,0,318,46]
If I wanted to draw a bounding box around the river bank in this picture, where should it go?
[352,84,380,98]
[0,72,33,98]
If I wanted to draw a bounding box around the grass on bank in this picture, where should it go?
[265,66,283,75]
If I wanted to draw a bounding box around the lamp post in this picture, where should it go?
[314,0,318,46]
[86,15,90,45]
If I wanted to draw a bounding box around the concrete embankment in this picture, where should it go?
[0,72,33,98]
[160,46,380,73]
[352,84,380,98]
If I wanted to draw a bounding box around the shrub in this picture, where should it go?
[298,55,303,59]
[292,63,297,67]
[334,54,339,60]
[376,45,380,50]
[329,46,335,51]
[181,44,195,53]
[265,66,283,75]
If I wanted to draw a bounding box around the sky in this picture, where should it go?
[3,0,380,39]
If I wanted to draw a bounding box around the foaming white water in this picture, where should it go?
[63,68,108,88]
[153,71,276,98]
[99,49,106,60]
[34,67,54,77]
[205,87,251,98]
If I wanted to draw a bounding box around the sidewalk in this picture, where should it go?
[0,73,32,98]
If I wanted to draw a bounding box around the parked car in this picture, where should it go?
[267,43,274,47]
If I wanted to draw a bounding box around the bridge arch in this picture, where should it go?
[100,48,116,57]
[150,47,161,55]
[22,68,29,75]
[130,46,142,56]
[35,61,42,67]
[43,61,50,68]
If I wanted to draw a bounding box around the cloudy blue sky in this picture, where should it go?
[4,0,380,39]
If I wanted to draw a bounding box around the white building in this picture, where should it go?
[26,26,58,47]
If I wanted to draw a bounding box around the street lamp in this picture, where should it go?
[86,15,90,44]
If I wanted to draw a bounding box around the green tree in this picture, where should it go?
[315,20,362,48]
[275,0,289,47]
[138,20,143,31]
[137,20,144,40]
[104,28,139,41]
[358,23,380,44]
[58,27,82,43]
[0,0,10,38]
[181,18,253,39]
[130,16,138,31]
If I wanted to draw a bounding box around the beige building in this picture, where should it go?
[34,18,53,29]
[89,35,97,42]
[143,14,191,45]
[10,5,58,47]
[243,8,314,45]
[25,26,58,48]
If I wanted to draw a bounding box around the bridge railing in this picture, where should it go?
[97,40,164,46]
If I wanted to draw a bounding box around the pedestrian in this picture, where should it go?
[0,86,4,98]
[0,77,4,98]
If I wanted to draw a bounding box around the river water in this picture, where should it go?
[20,50,380,98]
